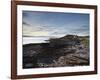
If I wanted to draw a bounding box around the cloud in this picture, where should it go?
[23,12,29,17]
[23,21,31,26]
[22,11,89,37]
[75,25,89,32]
[23,24,52,37]
[23,23,89,37]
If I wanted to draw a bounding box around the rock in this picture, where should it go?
[23,35,89,68]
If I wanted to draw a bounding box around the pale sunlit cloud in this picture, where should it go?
[23,24,50,37]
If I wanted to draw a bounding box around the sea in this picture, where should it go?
[23,36,50,45]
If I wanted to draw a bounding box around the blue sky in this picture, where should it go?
[22,11,89,37]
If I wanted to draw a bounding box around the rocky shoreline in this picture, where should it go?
[23,35,89,68]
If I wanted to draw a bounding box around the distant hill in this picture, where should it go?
[48,35,86,47]
[47,35,89,48]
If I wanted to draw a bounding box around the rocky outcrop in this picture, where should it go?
[23,35,89,68]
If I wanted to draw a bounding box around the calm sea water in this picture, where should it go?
[23,37,50,44]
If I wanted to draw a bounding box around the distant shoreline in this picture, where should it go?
[23,35,89,45]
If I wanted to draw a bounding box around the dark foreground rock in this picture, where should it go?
[23,35,89,68]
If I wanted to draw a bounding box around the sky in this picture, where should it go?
[22,11,89,38]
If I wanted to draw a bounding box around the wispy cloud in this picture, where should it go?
[22,11,89,37]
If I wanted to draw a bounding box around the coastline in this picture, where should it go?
[23,35,89,69]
